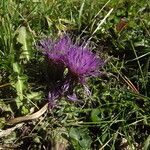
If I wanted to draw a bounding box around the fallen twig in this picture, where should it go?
[8,103,48,125]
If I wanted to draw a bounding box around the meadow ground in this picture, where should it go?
[0,0,150,149]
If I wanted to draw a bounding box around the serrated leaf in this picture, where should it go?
[13,62,21,74]
[15,97,23,109]
[21,106,29,115]
[17,26,32,61]
[14,75,28,108]
[26,92,42,101]
[16,75,27,99]
[91,108,101,122]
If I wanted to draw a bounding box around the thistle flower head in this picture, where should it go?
[37,36,71,64]
[37,35,104,105]
[65,46,104,83]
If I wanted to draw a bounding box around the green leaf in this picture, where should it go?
[26,92,42,101]
[14,75,28,108]
[15,75,27,99]
[69,127,80,141]
[144,135,150,150]
[69,127,92,150]
[21,105,29,115]
[79,133,92,150]
[13,62,21,74]
[91,108,101,122]
[15,97,23,109]
[17,26,32,61]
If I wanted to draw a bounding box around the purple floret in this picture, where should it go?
[37,38,53,54]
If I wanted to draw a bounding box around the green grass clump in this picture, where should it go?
[0,0,150,149]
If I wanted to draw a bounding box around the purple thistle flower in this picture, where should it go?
[37,35,104,105]
[65,46,104,83]
[37,36,72,64]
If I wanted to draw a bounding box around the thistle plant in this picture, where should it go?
[37,36,104,106]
